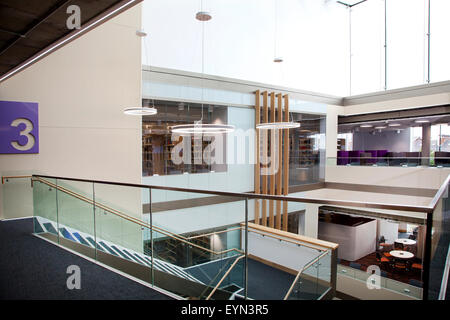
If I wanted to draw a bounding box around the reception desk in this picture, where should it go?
[318,212,377,262]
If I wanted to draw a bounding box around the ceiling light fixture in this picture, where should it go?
[124,28,157,116]
[360,124,373,128]
[415,119,429,123]
[257,122,300,130]
[388,123,401,127]
[273,0,283,63]
[196,11,212,21]
[124,106,157,115]
[375,126,386,129]
[171,122,235,135]
[172,1,235,134]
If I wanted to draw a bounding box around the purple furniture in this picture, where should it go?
[364,150,378,164]
[349,150,364,164]
[337,151,349,165]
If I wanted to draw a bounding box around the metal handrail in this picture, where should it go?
[283,250,330,300]
[205,255,245,300]
[32,174,436,213]
[33,177,243,256]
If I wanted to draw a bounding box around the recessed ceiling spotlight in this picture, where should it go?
[360,124,373,128]
[196,11,212,21]
[388,123,401,127]
[415,119,429,123]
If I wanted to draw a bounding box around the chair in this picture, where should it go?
[393,259,408,272]
[376,252,391,270]
[411,263,423,272]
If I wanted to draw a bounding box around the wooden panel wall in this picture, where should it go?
[254,91,289,231]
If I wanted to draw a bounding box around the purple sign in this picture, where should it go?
[0,101,39,154]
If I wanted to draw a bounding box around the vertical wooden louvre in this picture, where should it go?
[254,90,260,225]
[283,94,289,231]
[254,90,290,231]
[269,92,276,228]
[261,91,268,227]
[276,93,283,230]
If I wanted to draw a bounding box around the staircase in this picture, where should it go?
[34,216,202,284]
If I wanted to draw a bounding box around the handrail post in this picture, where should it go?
[55,178,60,245]
[244,197,248,300]
[93,182,97,261]
[149,187,154,287]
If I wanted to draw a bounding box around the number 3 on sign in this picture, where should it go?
[10,118,35,151]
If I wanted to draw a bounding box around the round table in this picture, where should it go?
[390,250,414,260]
[395,239,416,246]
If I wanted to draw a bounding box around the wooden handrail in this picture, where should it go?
[429,173,450,211]
[283,250,330,300]
[245,222,339,250]
[248,228,328,252]
[33,177,243,256]
[205,255,245,300]
[186,226,242,240]
[1,175,32,184]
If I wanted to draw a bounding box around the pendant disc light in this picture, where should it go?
[124,106,158,115]
[171,1,235,135]
[124,29,157,116]
[256,121,300,130]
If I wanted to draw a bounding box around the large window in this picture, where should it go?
[143,0,450,97]
[289,113,326,185]
[431,123,450,152]
[386,0,427,90]
[142,100,228,176]
[430,0,450,83]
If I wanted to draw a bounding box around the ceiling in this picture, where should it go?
[0,0,138,80]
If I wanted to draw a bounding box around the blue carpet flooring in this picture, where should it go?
[0,218,172,300]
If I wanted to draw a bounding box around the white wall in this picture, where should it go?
[318,219,377,261]
[325,165,450,190]
[377,220,399,244]
[0,5,143,223]
[246,229,326,274]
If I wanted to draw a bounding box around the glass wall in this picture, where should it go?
[318,206,427,299]
[337,113,450,167]
[386,0,427,90]
[350,0,449,95]
[142,99,228,176]
[143,0,450,97]
[289,113,326,186]
[142,0,349,96]
[430,0,450,83]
